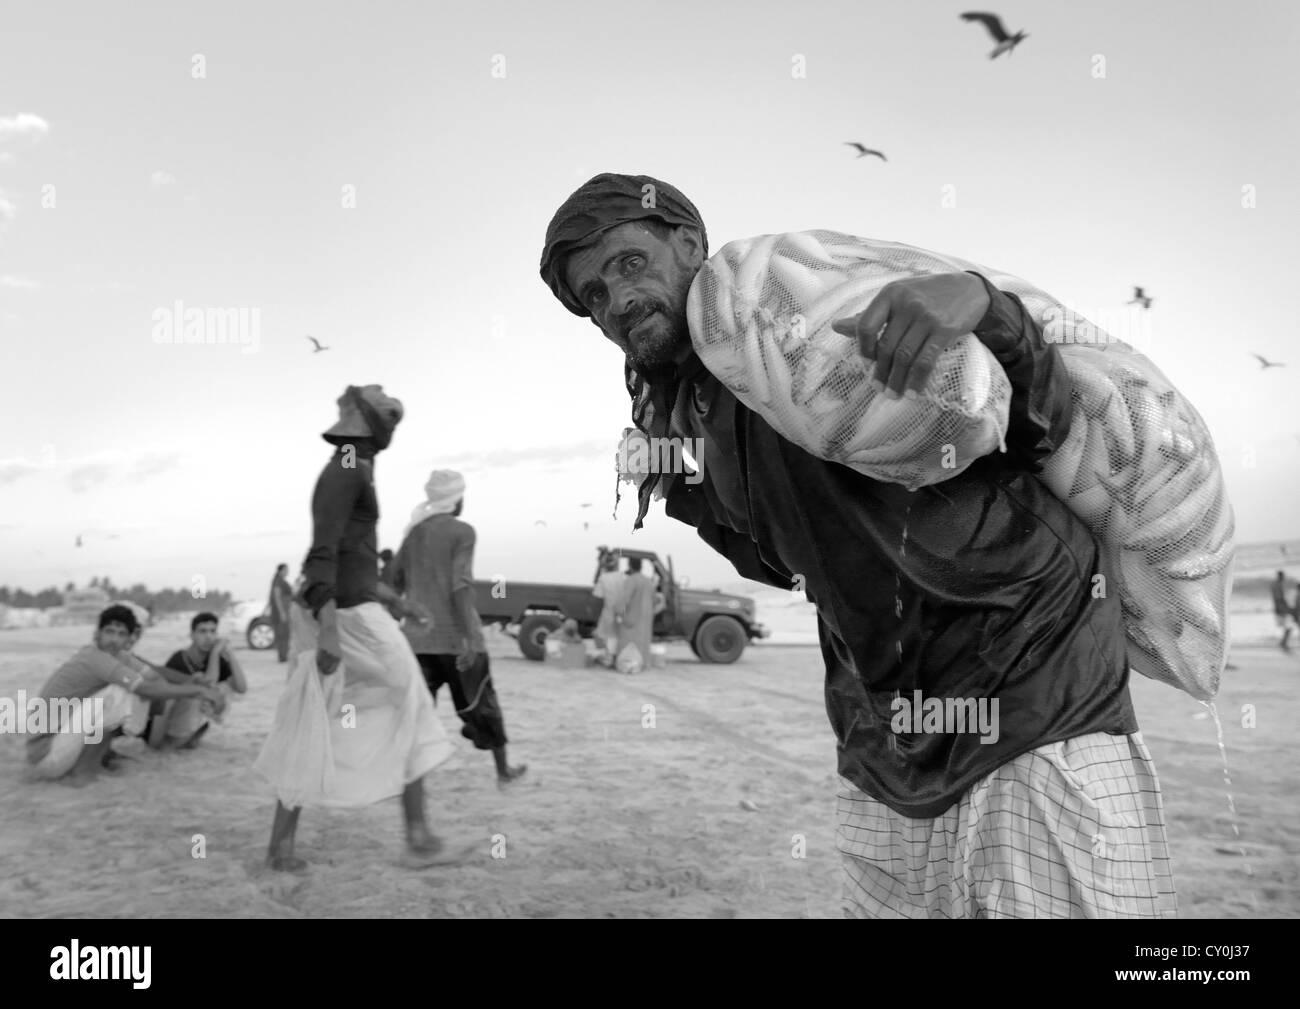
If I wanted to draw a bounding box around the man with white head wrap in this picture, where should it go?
[387,470,527,787]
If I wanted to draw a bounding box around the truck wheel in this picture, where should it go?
[247,618,276,650]
[518,614,563,661]
[693,616,747,664]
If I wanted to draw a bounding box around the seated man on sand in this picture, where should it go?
[554,617,584,644]
[145,611,248,749]
[25,605,227,784]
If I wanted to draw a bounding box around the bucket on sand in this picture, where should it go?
[650,643,667,669]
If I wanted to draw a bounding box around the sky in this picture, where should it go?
[1,0,1297,604]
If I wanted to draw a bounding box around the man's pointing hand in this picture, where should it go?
[831,273,990,399]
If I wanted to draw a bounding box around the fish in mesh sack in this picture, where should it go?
[685,231,1014,488]
[683,230,1234,700]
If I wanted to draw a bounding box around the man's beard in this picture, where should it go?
[623,275,695,371]
[626,310,687,370]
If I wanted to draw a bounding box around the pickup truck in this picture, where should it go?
[474,547,769,663]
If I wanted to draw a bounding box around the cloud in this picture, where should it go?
[79,523,157,537]
[434,438,611,470]
[1,274,38,290]
[127,450,183,480]
[0,113,50,145]
[149,170,176,187]
[1,447,185,492]
[66,462,115,493]
[0,459,40,484]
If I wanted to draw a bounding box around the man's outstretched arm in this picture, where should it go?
[831,270,1073,473]
[964,271,1074,472]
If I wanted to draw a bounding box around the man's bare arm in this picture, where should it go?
[135,678,219,704]
[216,642,248,694]
[131,654,193,686]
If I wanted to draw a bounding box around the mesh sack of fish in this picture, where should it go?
[685,231,1015,490]
[684,230,1235,700]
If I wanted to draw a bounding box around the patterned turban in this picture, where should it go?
[539,173,708,318]
[540,173,710,530]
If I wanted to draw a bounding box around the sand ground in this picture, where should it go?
[0,620,1296,918]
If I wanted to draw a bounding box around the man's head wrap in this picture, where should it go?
[323,384,404,451]
[540,173,711,531]
[539,173,708,318]
[405,469,466,538]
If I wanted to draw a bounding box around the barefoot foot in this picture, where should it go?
[178,722,210,750]
[266,854,309,873]
[498,764,528,788]
[402,838,475,868]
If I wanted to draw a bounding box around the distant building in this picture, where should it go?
[58,586,111,625]
[0,603,55,631]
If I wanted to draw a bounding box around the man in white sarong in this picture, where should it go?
[258,384,465,871]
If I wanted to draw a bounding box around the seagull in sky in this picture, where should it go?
[1250,353,1285,369]
[961,12,1029,58]
[1128,286,1154,310]
[844,142,886,161]
[306,335,330,353]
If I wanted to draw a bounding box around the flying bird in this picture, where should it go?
[844,142,886,161]
[1250,353,1285,369]
[961,12,1029,58]
[1128,286,1154,310]
[579,502,593,508]
[75,534,82,548]
[534,520,548,527]
[306,335,330,353]
[583,521,590,532]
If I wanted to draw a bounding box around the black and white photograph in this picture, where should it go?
[0,0,1295,948]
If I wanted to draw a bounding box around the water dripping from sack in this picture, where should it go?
[889,510,911,756]
[1205,699,1256,904]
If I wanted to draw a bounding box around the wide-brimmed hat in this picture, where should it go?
[323,384,404,449]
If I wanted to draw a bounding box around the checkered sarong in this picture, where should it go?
[838,731,1177,918]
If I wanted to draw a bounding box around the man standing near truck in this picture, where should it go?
[613,557,656,674]
[389,469,527,788]
[539,173,1174,919]
[591,551,624,666]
